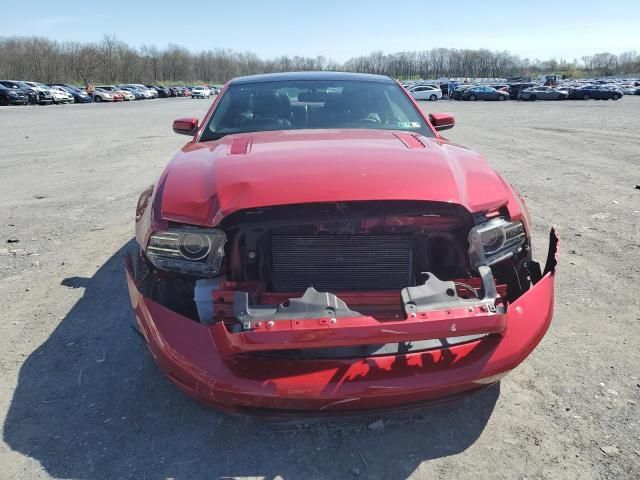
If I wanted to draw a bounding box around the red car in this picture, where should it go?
[127,72,558,415]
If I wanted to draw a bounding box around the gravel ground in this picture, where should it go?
[0,97,639,480]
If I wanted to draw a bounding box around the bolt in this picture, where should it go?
[248,251,256,259]
[410,312,417,318]
[329,318,337,324]
[468,306,474,312]
[267,321,275,327]
[450,323,457,332]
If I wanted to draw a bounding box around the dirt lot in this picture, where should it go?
[1,96,639,480]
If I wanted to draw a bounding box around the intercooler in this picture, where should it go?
[270,235,412,292]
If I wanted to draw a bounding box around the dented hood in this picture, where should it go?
[159,129,509,227]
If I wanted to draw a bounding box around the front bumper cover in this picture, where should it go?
[125,228,558,414]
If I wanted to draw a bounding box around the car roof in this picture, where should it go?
[229,71,395,85]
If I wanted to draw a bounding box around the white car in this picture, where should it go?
[408,85,442,101]
[618,85,638,95]
[92,88,114,102]
[48,86,74,104]
[22,81,54,97]
[191,86,210,99]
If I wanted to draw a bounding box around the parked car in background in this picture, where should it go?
[118,86,149,99]
[191,86,211,98]
[148,85,170,98]
[0,84,28,105]
[518,86,568,101]
[450,85,474,100]
[96,85,134,101]
[47,84,93,103]
[618,85,638,95]
[570,85,622,100]
[0,80,39,104]
[119,84,157,98]
[20,81,55,104]
[507,82,538,100]
[460,86,508,101]
[128,71,558,414]
[408,84,442,101]
[48,86,75,104]
[92,88,115,102]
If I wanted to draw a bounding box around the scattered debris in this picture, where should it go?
[6,238,19,243]
[351,467,361,476]
[34,195,47,199]
[611,200,618,204]
[606,389,618,396]
[569,249,577,255]
[600,445,619,456]
[368,419,385,431]
[359,453,369,467]
[635,185,640,190]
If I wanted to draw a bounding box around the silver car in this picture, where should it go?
[518,86,568,101]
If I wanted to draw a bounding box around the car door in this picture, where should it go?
[482,87,494,100]
[538,87,553,100]
[411,87,426,100]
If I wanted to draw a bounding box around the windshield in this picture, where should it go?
[200,79,433,141]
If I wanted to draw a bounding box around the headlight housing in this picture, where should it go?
[468,218,526,267]
[145,228,226,276]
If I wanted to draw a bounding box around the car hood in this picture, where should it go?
[159,129,510,227]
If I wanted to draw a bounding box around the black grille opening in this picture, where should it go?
[270,235,412,292]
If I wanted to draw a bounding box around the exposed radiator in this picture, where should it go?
[270,235,412,292]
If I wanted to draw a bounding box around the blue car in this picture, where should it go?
[569,85,622,100]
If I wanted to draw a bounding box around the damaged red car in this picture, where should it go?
[127,72,558,414]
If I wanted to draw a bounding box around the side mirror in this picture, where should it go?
[429,113,455,132]
[173,117,199,136]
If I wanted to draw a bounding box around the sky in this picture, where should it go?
[3,0,639,62]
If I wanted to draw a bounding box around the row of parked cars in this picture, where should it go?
[0,81,221,106]
[403,78,640,102]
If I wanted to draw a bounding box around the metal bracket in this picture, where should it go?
[401,267,500,315]
[234,287,363,330]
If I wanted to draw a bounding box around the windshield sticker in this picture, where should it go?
[397,121,420,129]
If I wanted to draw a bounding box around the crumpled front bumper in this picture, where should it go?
[125,229,559,414]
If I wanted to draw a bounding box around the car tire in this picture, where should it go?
[469,94,476,101]
[530,95,536,101]
[612,94,619,100]
[583,94,590,100]
[429,94,437,101]
[498,95,506,101]
[94,95,102,102]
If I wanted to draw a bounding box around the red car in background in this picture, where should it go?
[127,72,558,414]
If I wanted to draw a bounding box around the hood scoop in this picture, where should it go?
[229,136,253,155]
[393,132,428,149]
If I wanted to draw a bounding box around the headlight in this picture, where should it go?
[468,218,526,267]
[145,228,226,276]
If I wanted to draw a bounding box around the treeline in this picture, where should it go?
[0,35,638,85]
